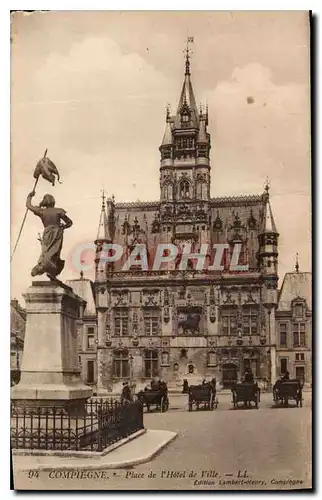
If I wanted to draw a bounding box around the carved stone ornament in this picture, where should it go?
[164,306,170,324]
[209,305,216,323]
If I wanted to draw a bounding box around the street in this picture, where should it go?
[13,391,312,491]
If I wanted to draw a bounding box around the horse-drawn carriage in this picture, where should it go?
[136,382,169,412]
[231,382,260,409]
[273,379,303,407]
[188,380,218,411]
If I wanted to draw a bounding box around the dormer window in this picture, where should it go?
[182,113,189,123]
[294,304,304,318]
[292,298,306,319]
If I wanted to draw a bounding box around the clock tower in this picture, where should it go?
[159,43,211,259]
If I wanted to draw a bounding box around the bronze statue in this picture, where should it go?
[26,190,73,279]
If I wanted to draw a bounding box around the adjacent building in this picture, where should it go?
[10,299,26,385]
[276,265,312,385]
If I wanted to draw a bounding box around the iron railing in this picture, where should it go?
[10,398,144,452]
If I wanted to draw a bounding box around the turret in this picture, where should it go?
[196,105,211,166]
[258,183,279,289]
[159,106,174,168]
[94,191,115,283]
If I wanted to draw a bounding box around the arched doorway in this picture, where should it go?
[222,363,238,388]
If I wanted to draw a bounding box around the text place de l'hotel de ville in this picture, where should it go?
[12,45,312,395]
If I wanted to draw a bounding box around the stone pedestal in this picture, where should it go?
[11,281,93,413]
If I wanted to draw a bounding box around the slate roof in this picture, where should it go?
[277,272,312,311]
[65,278,96,316]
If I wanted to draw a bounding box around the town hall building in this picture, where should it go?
[65,50,311,393]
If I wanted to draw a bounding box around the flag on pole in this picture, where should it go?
[33,150,61,186]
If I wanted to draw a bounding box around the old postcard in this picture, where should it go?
[10,10,312,491]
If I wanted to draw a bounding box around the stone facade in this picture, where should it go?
[87,54,283,393]
[275,271,312,385]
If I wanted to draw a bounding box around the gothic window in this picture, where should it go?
[114,308,129,336]
[293,323,306,347]
[144,350,159,378]
[242,307,258,335]
[221,307,237,336]
[113,349,130,378]
[143,309,159,336]
[187,138,193,148]
[279,323,287,347]
[188,364,194,374]
[196,182,202,199]
[180,180,190,198]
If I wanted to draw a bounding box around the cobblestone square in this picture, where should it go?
[13,391,312,491]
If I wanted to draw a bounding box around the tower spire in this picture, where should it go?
[174,37,198,129]
[184,37,194,76]
[295,252,299,273]
[96,190,108,241]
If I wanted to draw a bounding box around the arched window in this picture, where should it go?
[180,180,190,199]
[113,349,129,378]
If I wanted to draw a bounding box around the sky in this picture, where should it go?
[10,11,311,304]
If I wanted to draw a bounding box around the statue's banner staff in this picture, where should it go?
[10,150,62,261]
